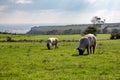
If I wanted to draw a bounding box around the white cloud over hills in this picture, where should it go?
[0,0,120,24]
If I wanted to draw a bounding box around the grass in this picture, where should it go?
[0,34,120,80]
[0,34,110,41]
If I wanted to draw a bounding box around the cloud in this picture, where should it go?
[13,0,32,4]
[93,9,120,23]
[0,0,120,24]
[85,0,108,4]
[0,10,63,24]
[0,9,120,24]
[85,0,98,4]
[0,5,7,12]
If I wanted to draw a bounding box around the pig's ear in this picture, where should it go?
[76,48,79,50]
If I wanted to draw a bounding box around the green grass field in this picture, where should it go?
[0,34,110,41]
[0,34,120,80]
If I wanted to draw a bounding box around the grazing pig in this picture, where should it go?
[77,34,96,55]
[46,38,58,49]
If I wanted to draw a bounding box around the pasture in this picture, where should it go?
[0,34,120,80]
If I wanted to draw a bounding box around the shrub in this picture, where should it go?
[110,33,120,39]
[6,36,15,42]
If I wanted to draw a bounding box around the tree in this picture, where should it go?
[91,16,100,25]
[83,26,98,36]
[91,16,105,26]
[91,16,105,33]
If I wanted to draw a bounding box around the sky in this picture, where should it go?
[0,0,120,24]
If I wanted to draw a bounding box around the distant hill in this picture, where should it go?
[27,23,120,34]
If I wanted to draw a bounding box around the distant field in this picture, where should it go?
[0,34,110,41]
[0,34,120,80]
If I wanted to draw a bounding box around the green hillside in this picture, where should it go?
[27,23,120,34]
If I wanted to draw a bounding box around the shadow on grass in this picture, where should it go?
[72,54,89,56]
[41,48,50,50]
[41,48,59,50]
